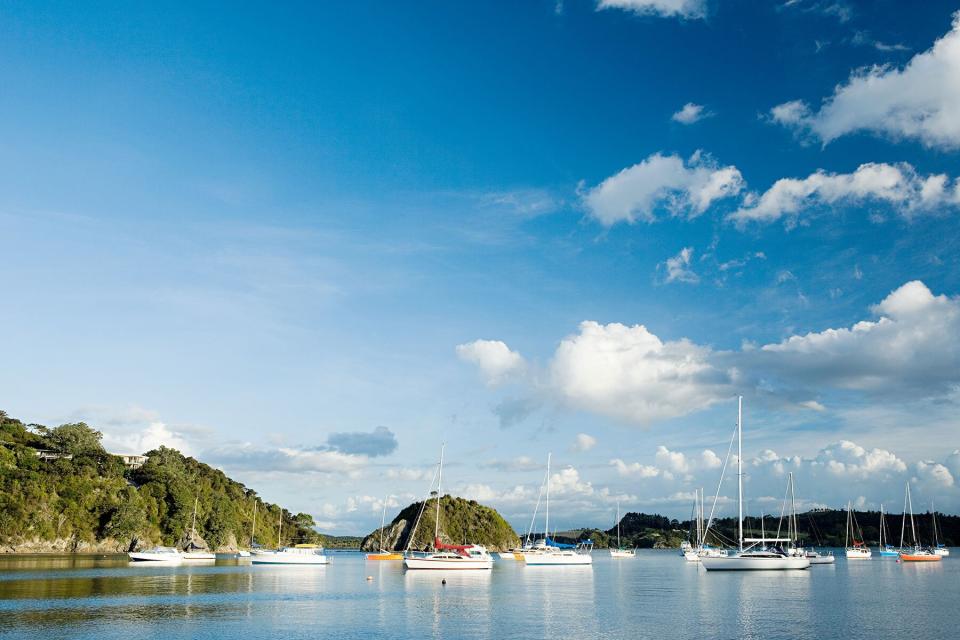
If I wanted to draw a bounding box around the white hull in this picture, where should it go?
[523,551,592,565]
[845,548,872,559]
[808,554,836,564]
[128,550,182,563]
[403,556,492,570]
[251,550,328,565]
[684,551,701,562]
[609,549,635,558]
[182,551,216,561]
[933,548,950,556]
[701,555,810,571]
[498,552,518,560]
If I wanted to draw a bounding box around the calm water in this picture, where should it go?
[0,550,956,639]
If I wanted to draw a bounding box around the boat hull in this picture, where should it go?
[522,552,592,566]
[128,552,182,563]
[182,551,216,561]
[251,552,329,565]
[403,556,492,570]
[498,552,518,560]
[609,550,635,558]
[899,553,941,562]
[701,556,810,571]
[366,552,402,561]
[933,548,950,557]
[845,548,872,559]
[808,555,835,565]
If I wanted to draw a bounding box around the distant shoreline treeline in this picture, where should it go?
[0,410,359,552]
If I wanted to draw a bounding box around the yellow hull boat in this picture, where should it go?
[366,551,402,561]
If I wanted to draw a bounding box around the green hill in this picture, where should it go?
[361,495,520,552]
[0,410,323,553]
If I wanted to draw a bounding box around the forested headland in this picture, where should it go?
[0,410,335,553]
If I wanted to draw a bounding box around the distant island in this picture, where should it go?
[0,410,354,553]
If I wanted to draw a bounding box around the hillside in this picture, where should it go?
[360,495,520,552]
[0,410,323,553]
[606,509,958,548]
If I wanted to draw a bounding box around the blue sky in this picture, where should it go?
[3,0,960,534]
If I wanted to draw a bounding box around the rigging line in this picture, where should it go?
[404,461,441,553]
[702,417,739,544]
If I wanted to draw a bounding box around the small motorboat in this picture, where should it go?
[128,546,183,562]
[251,544,329,565]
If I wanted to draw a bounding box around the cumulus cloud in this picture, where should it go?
[770,12,960,148]
[326,426,397,457]
[610,458,661,478]
[597,0,706,19]
[660,247,700,284]
[572,433,597,452]
[459,280,960,426]
[671,102,711,124]
[581,152,744,225]
[550,320,736,423]
[747,281,960,397]
[102,421,194,456]
[811,440,907,479]
[729,162,960,225]
[455,339,525,385]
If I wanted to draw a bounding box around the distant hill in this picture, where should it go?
[601,509,958,549]
[361,495,520,552]
[0,410,323,553]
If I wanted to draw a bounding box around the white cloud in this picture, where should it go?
[770,12,960,148]
[812,441,907,479]
[750,281,960,396]
[671,102,711,124]
[655,445,692,475]
[204,443,367,476]
[572,433,597,452]
[550,320,736,423]
[581,152,744,225]
[661,246,699,284]
[729,162,960,226]
[102,421,194,456]
[610,458,661,478]
[597,0,706,19]
[548,466,595,497]
[455,339,525,385]
[913,461,955,488]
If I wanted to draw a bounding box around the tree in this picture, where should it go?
[106,489,147,541]
[40,423,105,456]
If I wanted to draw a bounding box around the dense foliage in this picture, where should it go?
[361,495,520,552]
[0,410,322,552]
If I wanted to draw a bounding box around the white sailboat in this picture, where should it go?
[237,501,256,558]
[251,511,329,564]
[844,501,871,559]
[367,495,402,561]
[781,473,833,564]
[609,501,635,558]
[182,497,216,560]
[700,397,810,571]
[403,444,494,570]
[931,501,950,557]
[522,453,592,566]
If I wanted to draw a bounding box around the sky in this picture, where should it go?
[2,0,960,535]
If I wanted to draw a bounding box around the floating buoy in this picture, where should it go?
[441,579,447,585]
[366,576,374,581]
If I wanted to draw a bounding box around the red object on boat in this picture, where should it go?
[434,537,473,557]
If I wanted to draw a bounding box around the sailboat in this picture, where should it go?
[781,473,834,564]
[898,482,940,562]
[931,501,950,557]
[699,397,810,571]
[403,445,494,570]
[877,504,898,557]
[609,501,635,558]
[251,510,329,565]
[367,495,402,560]
[522,453,593,566]
[844,501,871,559]
[182,497,216,560]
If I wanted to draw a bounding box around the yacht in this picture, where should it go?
[182,497,216,560]
[251,544,329,564]
[931,502,950,557]
[699,398,810,571]
[898,483,941,563]
[521,453,592,566]
[366,495,402,561]
[782,473,834,564]
[609,501,635,558]
[402,444,493,570]
[877,504,898,556]
[128,546,183,562]
[844,501,872,559]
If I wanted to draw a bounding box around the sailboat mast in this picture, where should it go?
[931,500,938,547]
[845,502,850,549]
[278,511,282,548]
[191,497,198,539]
[879,504,884,548]
[737,395,743,552]
[380,495,388,551]
[616,501,621,548]
[251,501,257,546]
[908,483,916,547]
[900,485,907,549]
[434,443,445,544]
[789,472,797,547]
[545,452,551,542]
